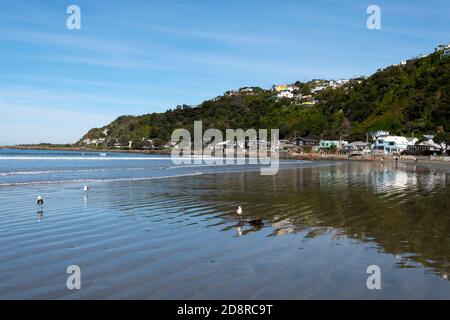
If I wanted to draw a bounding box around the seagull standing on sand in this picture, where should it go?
[37,196,44,207]
[84,185,89,192]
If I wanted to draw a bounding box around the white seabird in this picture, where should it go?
[84,185,89,192]
[236,206,243,217]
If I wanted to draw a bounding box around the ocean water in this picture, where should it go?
[0,149,449,299]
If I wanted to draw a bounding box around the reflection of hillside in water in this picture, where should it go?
[195,161,450,280]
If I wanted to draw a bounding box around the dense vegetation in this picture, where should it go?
[318,51,450,140]
[80,50,450,148]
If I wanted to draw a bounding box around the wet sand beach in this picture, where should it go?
[0,149,450,299]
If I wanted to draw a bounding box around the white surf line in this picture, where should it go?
[0,168,146,176]
[0,172,204,187]
[0,156,262,161]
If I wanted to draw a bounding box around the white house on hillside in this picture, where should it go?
[82,138,105,147]
[274,84,298,92]
[441,49,450,59]
[311,86,326,94]
[436,43,450,52]
[277,91,294,99]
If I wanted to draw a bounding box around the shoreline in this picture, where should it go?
[0,145,173,155]
[283,151,450,165]
[2,145,450,166]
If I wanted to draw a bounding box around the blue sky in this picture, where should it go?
[0,0,449,145]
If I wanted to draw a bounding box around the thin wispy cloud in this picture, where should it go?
[153,26,286,46]
[34,54,176,72]
[0,74,208,96]
[0,29,141,54]
[0,86,165,111]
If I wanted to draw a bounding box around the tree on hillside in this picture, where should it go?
[340,117,352,138]
[433,132,450,155]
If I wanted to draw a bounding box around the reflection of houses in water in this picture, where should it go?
[317,162,374,187]
[317,165,347,186]
[407,166,449,191]
[427,172,448,190]
[372,168,417,191]
[308,161,446,194]
[370,164,448,192]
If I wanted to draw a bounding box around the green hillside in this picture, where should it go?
[80,49,450,148]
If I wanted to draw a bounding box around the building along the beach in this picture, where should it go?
[319,140,349,150]
[293,137,318,147]
[371,131,416,155]
[345,141,372,156]
[278,139,293,149]
[406,142,441,156]
[405,135,442,155]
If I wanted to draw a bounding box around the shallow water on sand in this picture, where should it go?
[0,149,450,299]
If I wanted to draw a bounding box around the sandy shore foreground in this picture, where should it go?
[1,159,449,299]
